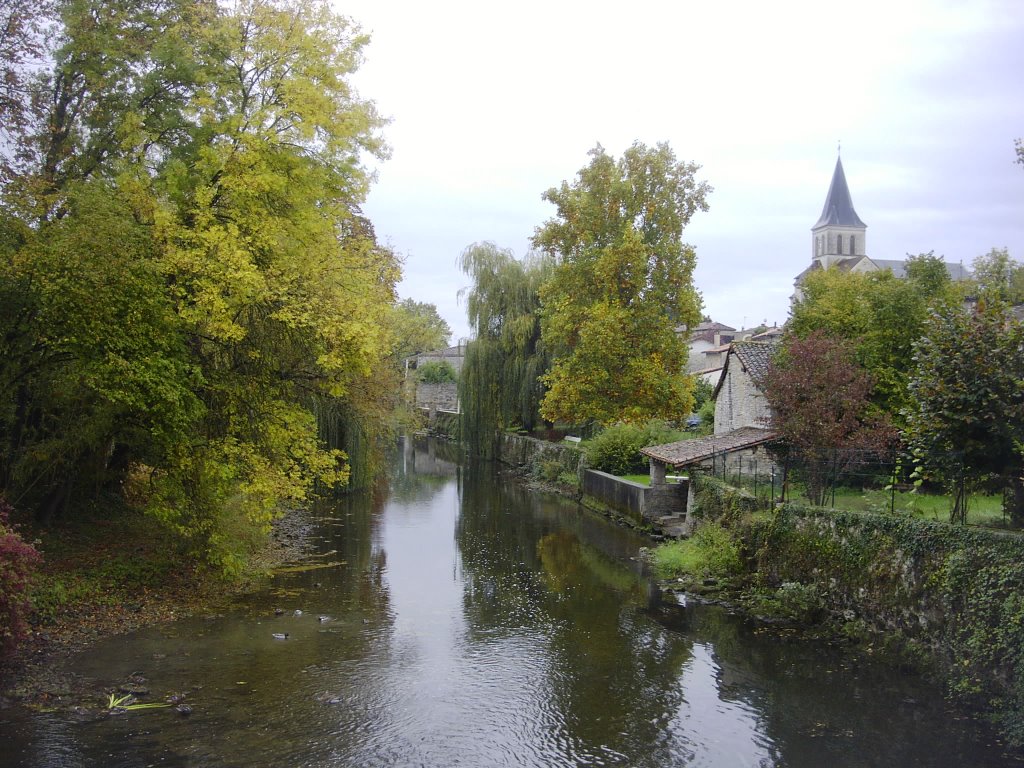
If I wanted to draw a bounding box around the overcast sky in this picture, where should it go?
[336,0,1024,342]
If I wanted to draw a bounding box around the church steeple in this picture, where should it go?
[811,155,867,266]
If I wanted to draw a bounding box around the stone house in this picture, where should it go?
[682,320,736,373]
[679,321,782,387]
[712,341,775,434]
[641,340,780,528]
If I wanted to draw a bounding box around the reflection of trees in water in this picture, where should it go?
[308,492,392,633]
[387,436,460,502]
[455,472,695,764]
[650,601,1011,766]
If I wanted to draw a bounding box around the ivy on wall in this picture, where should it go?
[689,473,1024,745]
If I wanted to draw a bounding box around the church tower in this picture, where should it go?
[811,155,866,269]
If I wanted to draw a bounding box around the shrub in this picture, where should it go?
[0,498,42,656]
[652,523,743,579]
[586,423,645,475]
[586,419,687,475]
[417,360,457,384]
[697,398,715,433]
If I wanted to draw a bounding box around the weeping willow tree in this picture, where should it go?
[459,243,553,459]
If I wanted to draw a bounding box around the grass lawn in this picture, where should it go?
[699,476,1010,528]
[827,486,1007,527]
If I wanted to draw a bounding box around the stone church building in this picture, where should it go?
[793,156,970,301]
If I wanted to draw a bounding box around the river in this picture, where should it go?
[1,437,1018,767]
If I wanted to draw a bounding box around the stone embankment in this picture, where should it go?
[689,473,1024,746]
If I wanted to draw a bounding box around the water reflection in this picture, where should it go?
[0,438,1018,767]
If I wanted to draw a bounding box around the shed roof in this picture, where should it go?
[641,427,778,468]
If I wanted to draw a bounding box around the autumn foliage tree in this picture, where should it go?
[762,332,896,505]
[532,142,709,426]
[0,0,401,572]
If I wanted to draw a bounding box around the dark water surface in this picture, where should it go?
[1,438,1020,767]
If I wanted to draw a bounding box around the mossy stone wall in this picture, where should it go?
[691,473,1024,745]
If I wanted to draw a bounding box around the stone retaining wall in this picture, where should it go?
[691,473,1024,745]
[416,382,459,413]
[582,470,647,522]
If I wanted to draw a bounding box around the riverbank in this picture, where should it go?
[0,506,316,710]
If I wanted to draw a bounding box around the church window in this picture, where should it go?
[849,235,855,254]
[837,235,843,254]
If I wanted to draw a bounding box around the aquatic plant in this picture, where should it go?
[106,692,171,712]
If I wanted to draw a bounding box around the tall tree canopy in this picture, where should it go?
[788,253,959,418]
[905,304,1024,525]
[0,0,399,572]
[532,142,709,426]
[458,242,552,458]
[391,299,452,362]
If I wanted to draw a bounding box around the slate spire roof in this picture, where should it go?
[813,156,866,229]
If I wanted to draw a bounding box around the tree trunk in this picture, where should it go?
[1006,473,1024,528]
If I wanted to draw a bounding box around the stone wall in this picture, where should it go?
[582,470,647,522]
[691,473,1024,745]
[645,482,688,520]
[496,432,584,478]
[713,363,770,434]
[415,382,459,413]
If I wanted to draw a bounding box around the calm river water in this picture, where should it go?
[1,437,1020,767]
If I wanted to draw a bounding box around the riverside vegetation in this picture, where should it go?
[0,0,454,673]
[652,473,1024,748]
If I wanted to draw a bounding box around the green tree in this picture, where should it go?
[762,332,896,506]
[0,182,202,522]
[789,254,958,418]
[392,299,452,361]
[0,0,54,178]
[905,304,1024,525]
[970,247,1024,305]
[533,142,710,425]
[458,242,552,458]
[4,0,212,212]
[146,0,395,567]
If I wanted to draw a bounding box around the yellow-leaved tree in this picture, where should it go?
[532,143,710,426]
[0,0,400,573]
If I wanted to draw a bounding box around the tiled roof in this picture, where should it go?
[685,321,737,344]
[751,326,783,340]
[731,341,776,384]
[641,427,778,468]
[703,343,732,355]
[711,341,777,400]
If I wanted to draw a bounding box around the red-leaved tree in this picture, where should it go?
[0,498,41,657]
[761,331,897,505]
